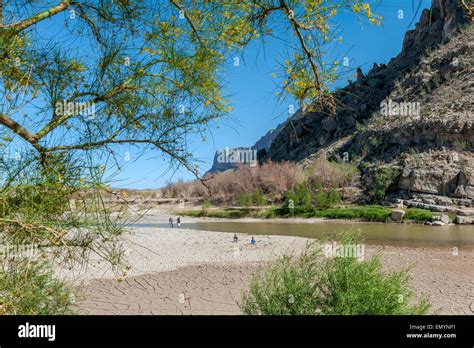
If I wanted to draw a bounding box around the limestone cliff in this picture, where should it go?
[263,0,472,204]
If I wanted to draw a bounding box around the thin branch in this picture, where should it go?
[279,0,321,90]
[169,0,204,46]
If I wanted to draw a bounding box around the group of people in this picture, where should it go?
[233,234,256,245]
[168,216,181,228]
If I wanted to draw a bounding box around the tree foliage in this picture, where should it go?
[0,0,381,313]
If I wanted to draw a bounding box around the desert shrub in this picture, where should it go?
[306,158,360,190]
[370,166,401,201]
[251,188,267,206]
[328,188,341,206]
[295,183,312,209]
[0,259,73,315]
[270,205,391,222]
[314,189,341,209]
[160,158,357,205]
[241,245,322,315]
[285,184,312,211]
[259,161,302,195]
[241,232,430,315]
[314,191,329,208]
[236,192,252,207]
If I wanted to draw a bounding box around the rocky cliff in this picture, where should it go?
[206,108,304,174]
[263,0,473,205]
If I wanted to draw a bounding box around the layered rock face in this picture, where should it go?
[264,0,472,202]
[206,108,304,174]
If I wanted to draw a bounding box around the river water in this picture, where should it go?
[131,221,474,248]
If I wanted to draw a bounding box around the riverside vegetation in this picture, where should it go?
[240,232,431,315]
[170,159,437,223]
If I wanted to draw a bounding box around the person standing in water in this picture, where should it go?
[177,217,181,228]
[233,234,238,243]
[250,237,256,245]
[169,217,174,228]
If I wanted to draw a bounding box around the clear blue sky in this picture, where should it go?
[55,1,435,189]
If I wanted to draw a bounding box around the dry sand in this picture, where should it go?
[66,226,474,315]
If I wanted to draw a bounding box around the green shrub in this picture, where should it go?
[251,188,266,206]
[370,166,401,201]
[315,189,340,209]
[236,192,252,207]
[328,189,341,206]
[0,259,73,315]
[241,247,321,315]
[314,191,329,209]
[295,183,312,209]
[183,207,256,218]
[283,184,312,215]
[241,232,430,315]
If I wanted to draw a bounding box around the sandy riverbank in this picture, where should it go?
[66,226,474,315]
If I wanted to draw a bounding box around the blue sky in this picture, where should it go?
[112,0,431,189]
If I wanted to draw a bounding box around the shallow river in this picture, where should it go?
[132,221,474,248]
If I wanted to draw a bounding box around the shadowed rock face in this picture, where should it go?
[263,0,472,201]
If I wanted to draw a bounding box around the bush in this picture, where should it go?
[270,205,391,222]
[0,259,73,315]
[283,184,312,214]
[251,188,266,206]
[241,232,430,315]
[370,166,401,201]
[295,183,312,209]
[241,247,322,315]
[306,158,360,189]
[236,192,252,206]
[314,191,329,209]
[327,189,341,206]
[314,189,341,209]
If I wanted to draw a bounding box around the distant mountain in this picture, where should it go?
[205,108,304,175]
